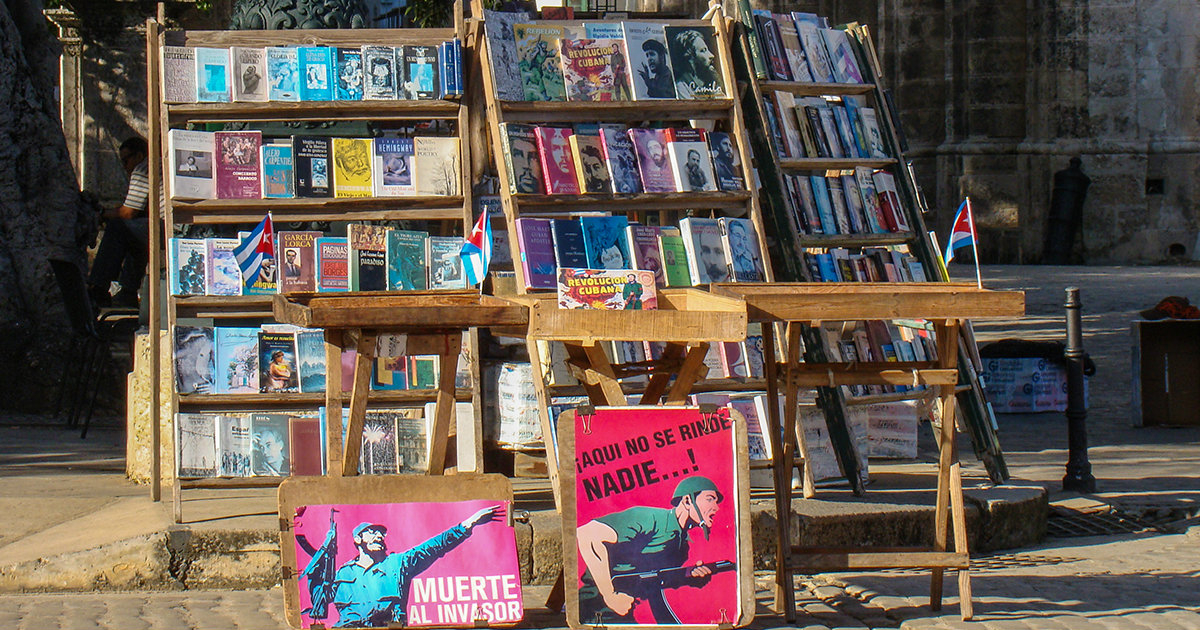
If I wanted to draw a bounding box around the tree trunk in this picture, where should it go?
[0,0,96,412]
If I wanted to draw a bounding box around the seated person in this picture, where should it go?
[88,137,149,308]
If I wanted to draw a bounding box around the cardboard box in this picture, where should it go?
[1132,320,1200,426]
[982,357,1087,413]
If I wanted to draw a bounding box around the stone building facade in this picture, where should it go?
[52,0,1200,263]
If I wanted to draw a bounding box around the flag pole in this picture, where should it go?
[966,197,982,289]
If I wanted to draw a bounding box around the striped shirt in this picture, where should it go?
[123,161,150,215]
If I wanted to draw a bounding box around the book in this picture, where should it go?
[817,105,845,158]
[205,238,241,296]
[514,23,567,101]
[427,236,466,289]
[658,227,691,287]
[561,37,632,101]
[277,231,320,293]
[316,237,349,291]
[266,47,300,101]
[736,0,769,80]
[176,413,217,478]
[569,133,611,193]
[795,17,836,83]
[776,13,813,83]
[401,45,439,100]
[413,136,460,196]
[169,238,207,296]
[840,172,869,234]
[174,325,215,394]
[216,414,252,477]
[260,143,294,199]
[753,11,792,81]
[385,229,429,291]
[289,415,324,476]
[707,131,744,191]
[499,123,544,194]
[195,47,231,103]
[250,413,290,476]
[598,124,642,193]
[362,45,400,100]
[335,47,364,100]
[622,22,677,99]
[664,25,726,98]
[550,218,588,269]
[214,327,259,394]
[214,130,262,199]
[719,217,766,282]
[679,217,729,284]
[372,137,415,196]
[348,224,387,292]
[826,175,853,234]
[514,218,557,290]
[482,9,529,101]
[732,397,771,462]
[820,28,865,83]
[770,91,802,158]
[231,47,268,102]
[534,127,580,194]
[393,412,430,473]
[720,341,750,378]
[296,329,327,394]
[298,46,334,101]
[579,215,631,269]
[331,137,374,197]
[854,167,887,233]
[628,128,674,193]
[859,107,889,158]
[372,355,408,392]
[664,127,717,192]
[810,175,839,235]
[407,356,439,389]
[167,129,214,200]
[357,412,396,474]
[162,46,197,103]
[626,224,666,287]
[873,171,909,231]
[744,323,765,378]
[557,268,657,310]
[258,331,299,393]
[292,136,332,198]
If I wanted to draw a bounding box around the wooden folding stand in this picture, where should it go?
[710,282,1024,622]
[273,291,527,476]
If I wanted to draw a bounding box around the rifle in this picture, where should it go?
[300,509,338,620]
[610,560,736,624]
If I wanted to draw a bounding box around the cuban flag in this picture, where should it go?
[943,198,976,265]
[233,213,274,285]
[460,207,492,287]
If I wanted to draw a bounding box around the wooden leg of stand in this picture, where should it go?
[342,330,376,477]
[546,569,565,612]
[427,333,462,475]
[528,339,563,510]
[763,325,796,621]
[950,461,974,620]
[930,320,960,611]
[783,324,813,499]
[564,342,626,405]
[639,342,686,405]
[665,343,710,403]
[323,330,344,476]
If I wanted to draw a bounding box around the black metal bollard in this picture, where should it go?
[1062,287,1096,492]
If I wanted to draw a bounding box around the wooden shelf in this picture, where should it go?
[166,99,460,124]
[758,81,877,97]
[179,476,284,489]
[512,190,751,214]
[497,98,736,123]
[275,290,528,330]
[177,388,475,408]
[172,295,274,319]
[794,232,915,248]
[548,377,769,398]
[167,26,457,49]
[709,282,1026,322]
[169,196,465,225]
[779,157,897,171]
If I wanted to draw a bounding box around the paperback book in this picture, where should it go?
[569,132,611,193]
[293,136,332,198]
[707,131,744,191]
[658,227,691,287]
[176,413,217,478]
[162,46,197,103]
[217,414,252,477]
[261,143,294,199]
[413,136,460,196]
[550,218,589,269]
[372,137,414,196]
[579,215,631,269]
[332,137,374,198]
[679,217,729,284]
[195,47,231,103]
[626,224,666,287]
[204,238,241,297]
[515,217,557,290]
[627,127,674,193]
[664,127,717,192]
[622,22,677,99]
[289,415,324,476]
[277,230,320,293]
[174,325,215,395]
[482,9,529,101]
[560,38,631,101]
[296,329,327,394]
[298,46,334,101]
[514,23,567,101]
[316,237,349,291]
[214,131,262,199]
[427,236,466,289]
[557,268,657,310]
[499,123,544,194]
[267,47,300,101]
[718,217,766,282]
[402,45,439,100]
[598,124,642,193]
[362,45,399,100]
[385,229,429,291]
[534,127,580,194]
[231,47,268,102]
[214,327,259,394]
[167,129,215,200]
[663,25,726,98]
[250,413,290,476]
[335,47,364,100]
[348,224,387,292]
[169,238,207,296]
[258,331,299,393]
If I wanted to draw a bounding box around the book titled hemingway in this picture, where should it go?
[534,126,580,195]
[277,230,321,293]
[332,137,374,198]
[560,38,630,102]
[315,236,349,291]
[514,23,567,101]
[348,224,387,292]
[214,130,262,199]
[557,268,657,310]
[373,137,415,196]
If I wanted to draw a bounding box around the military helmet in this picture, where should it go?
[670,475,724,505]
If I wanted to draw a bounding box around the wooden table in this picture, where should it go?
[274,290,527,476]
[710,282,1025,622]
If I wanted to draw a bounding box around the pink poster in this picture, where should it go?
[291,500,522,628]
[572,406,740,626]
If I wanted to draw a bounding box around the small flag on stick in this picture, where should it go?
[460,206,492,288]
[943,198,982,288]
[233,213,275,290]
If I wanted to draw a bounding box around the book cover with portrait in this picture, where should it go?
[259,331,299,394]
[534,126,580,195]
[332,138,374,198]
[663,25,726,99]
[214,130,262,199]
[278,230,321,293]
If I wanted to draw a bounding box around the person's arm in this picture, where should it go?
[577,519,634,616]
[397,505,501,578]
[106,164,150,220]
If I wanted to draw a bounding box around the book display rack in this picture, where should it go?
[726,8,1026,622]
[146,3,488,522]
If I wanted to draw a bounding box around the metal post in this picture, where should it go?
[1062,287,1096,492]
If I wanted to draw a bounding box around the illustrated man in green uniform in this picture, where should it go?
[621,273,644,310]
[576,476,725,624]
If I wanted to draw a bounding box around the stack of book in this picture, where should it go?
[498,123,744,195]
[781,167,910,237]
[168,130,460,200]
[163,41,463,104]
[483,15,728,102]
[801,246,926,284]
[167,226,467,296]
[741,9,866,85]
[765,94,887,161]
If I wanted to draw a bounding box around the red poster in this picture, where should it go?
[569,406,743,626]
